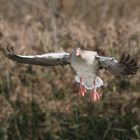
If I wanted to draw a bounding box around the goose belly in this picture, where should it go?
[72,63,97,89]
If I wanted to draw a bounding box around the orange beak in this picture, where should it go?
[76,48,81,56]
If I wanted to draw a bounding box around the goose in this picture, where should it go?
[2,47,138,102]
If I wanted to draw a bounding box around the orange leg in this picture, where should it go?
[79,77,87,96]
[90,81,100,102]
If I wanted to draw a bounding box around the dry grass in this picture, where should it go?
[0,0,140,140]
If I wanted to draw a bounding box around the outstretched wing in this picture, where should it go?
[96,54,138,75]
[2,47,71,66]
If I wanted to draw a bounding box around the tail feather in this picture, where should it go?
[75,75,103,90]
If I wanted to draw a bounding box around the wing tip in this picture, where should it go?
[2,46,18,60]
[120,53,138,75]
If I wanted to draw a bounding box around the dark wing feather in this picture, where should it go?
[96,54,138,75]
[2,47,70,66]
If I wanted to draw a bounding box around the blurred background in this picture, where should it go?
[0,0,140,140]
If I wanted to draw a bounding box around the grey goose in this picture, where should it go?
[2,47,138,102]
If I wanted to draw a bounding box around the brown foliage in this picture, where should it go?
[0,0,139,139]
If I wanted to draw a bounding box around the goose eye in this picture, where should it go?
[111,58,115,62]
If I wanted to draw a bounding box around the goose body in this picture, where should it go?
[70,49,103,90]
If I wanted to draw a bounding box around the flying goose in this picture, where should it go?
[2,47,138,102]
